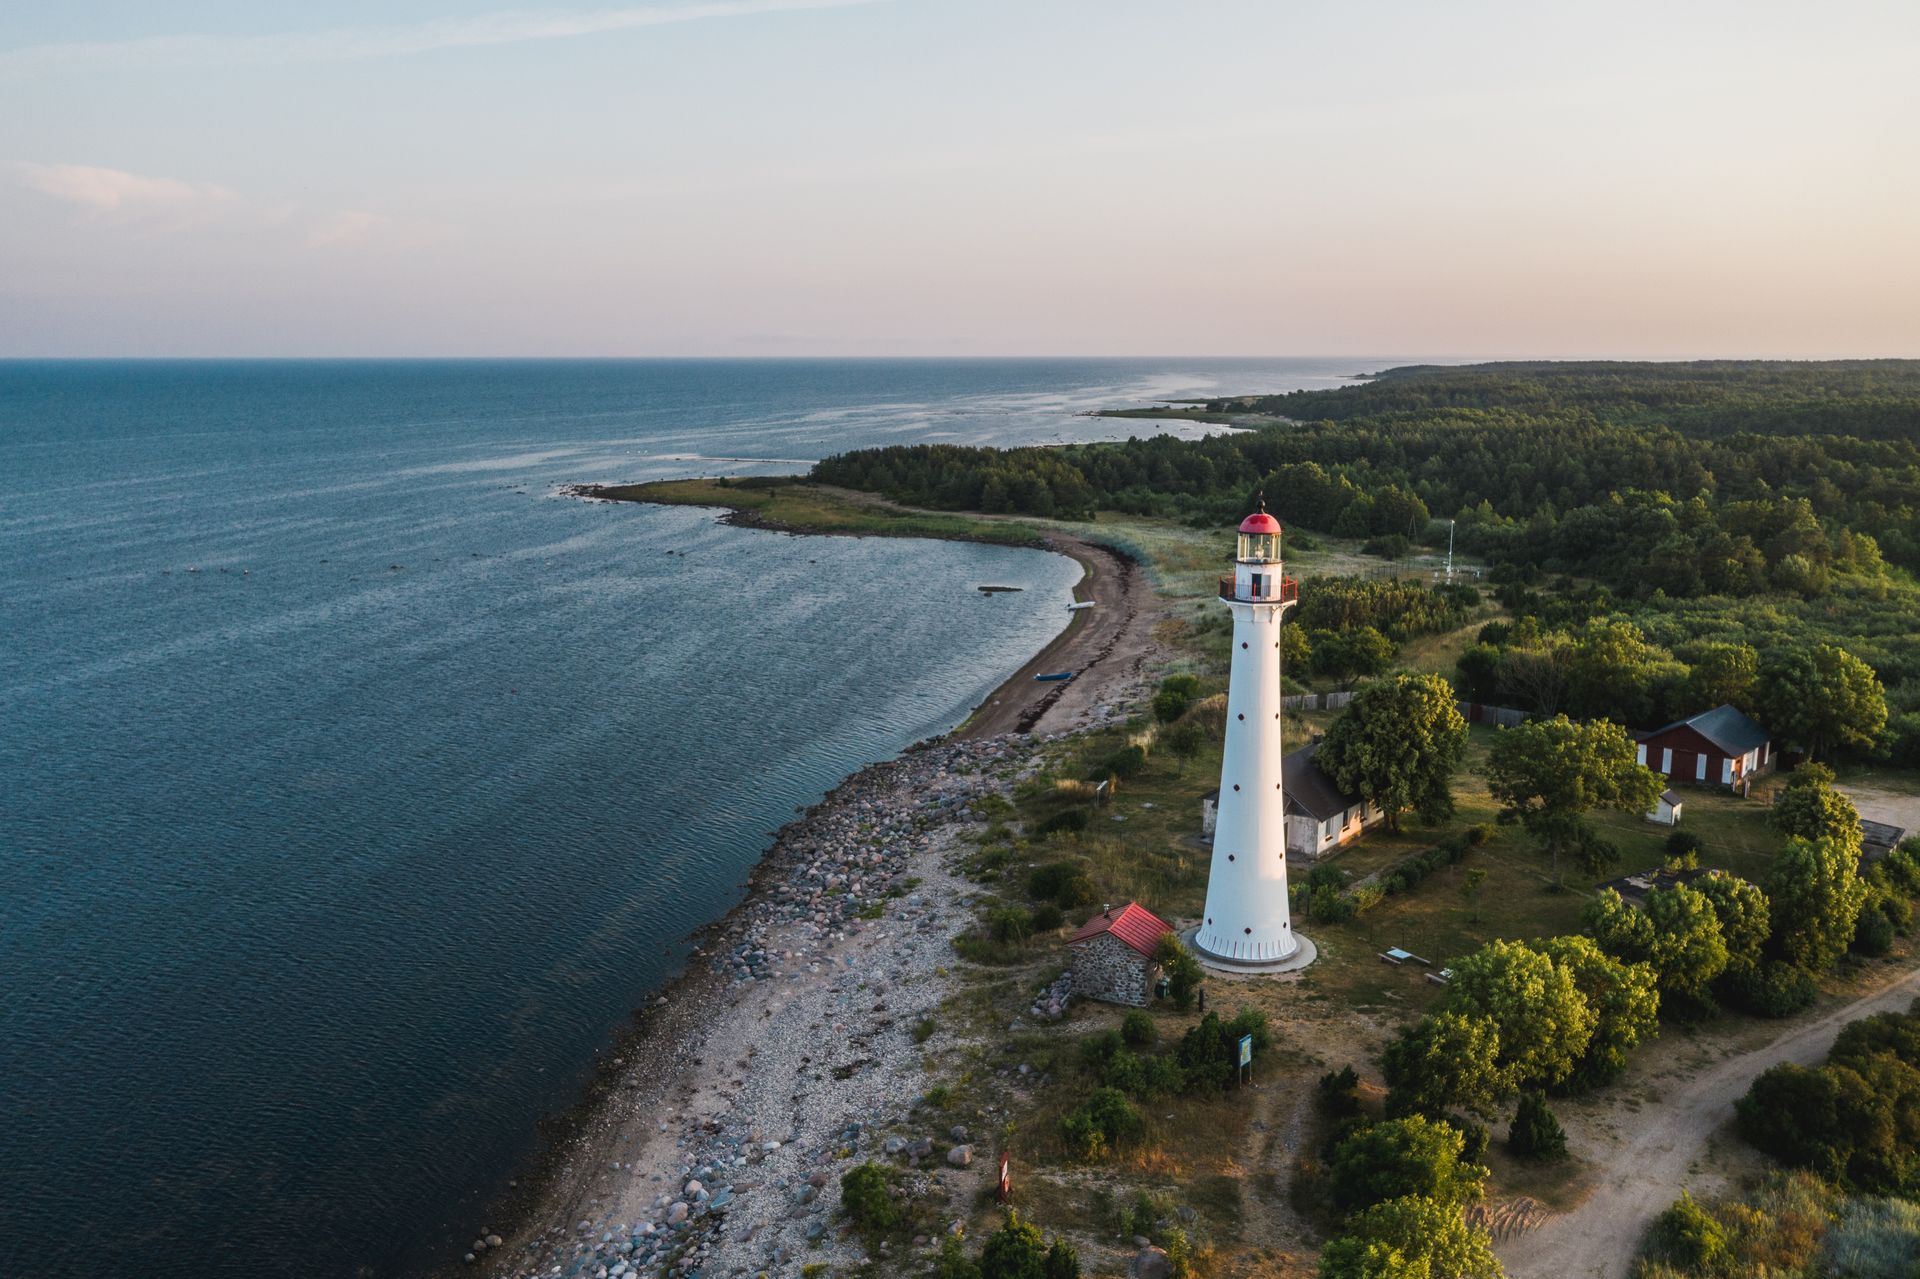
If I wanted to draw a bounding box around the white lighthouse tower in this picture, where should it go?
[1193,501,1306,967]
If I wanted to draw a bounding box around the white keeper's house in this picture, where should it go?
[1283,742,1386,857]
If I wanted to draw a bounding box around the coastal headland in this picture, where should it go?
[458,482,1167,1277]
[564,479,1161,741]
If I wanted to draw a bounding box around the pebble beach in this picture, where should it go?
[466,732,1050,1279]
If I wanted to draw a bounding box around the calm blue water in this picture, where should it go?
[0,358,1380,1277]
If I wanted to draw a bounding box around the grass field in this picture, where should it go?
[589,476,1049,546]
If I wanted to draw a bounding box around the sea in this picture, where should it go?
[0,357,1385,1277]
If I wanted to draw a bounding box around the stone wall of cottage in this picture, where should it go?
[1070,933,1155,1006]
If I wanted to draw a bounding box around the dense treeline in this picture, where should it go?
[813,360,1920,572]
[1737,1002,1920,1196]
[811,361,1920,749]
[1220,360,1920,439]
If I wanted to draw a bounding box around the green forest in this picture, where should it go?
[810,361,1920,760]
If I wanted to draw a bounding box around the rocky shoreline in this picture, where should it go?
[444,488,1165,1279]
[462,731,1059,1279]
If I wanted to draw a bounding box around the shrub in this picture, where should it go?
[1092,745,1148,781]
[1466,822,1497,847]
[1507,1093,1568,1161]
[1852,907,1896,956]
[911,1017,936,1044]
[1452,1118,1491,1162]
[1723,959,1817,1018]
[990,906,1034,944]
[1028,862,1097,909]
[1036,808,1090,837]
[1121,1010,1156,1047]
[977,1212,1049,1279]
[1172,1009,1272,1093]
[1100,1048,1186,1098]
[1162,1226,1196,1279]
[1646,1193,1731,1273]
[1665,830,1705,862]
[1030,902,1065,933]
[1317,1066,1363,1118]
[1363,533,1411,560]
[1042,1238,1081,1279]
[1881,840,1920,896]
[933,1233,980,1279]
[840,1162,898,1231]
[1078,1029,1124,1073]
[1119,1191,1167,1240]
[1061,1087,1143,1160]
[1155,933,1204,1011]
[1160,673,1202,699]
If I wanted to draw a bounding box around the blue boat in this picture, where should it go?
[1034,671,1074,682]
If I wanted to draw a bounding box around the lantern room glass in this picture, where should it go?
[1237,531,1280,562]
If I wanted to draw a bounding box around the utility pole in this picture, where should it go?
[1445,518,1456,583]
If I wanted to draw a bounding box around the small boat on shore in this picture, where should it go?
[1034,671,1074,682]
[1066,600,1096,611]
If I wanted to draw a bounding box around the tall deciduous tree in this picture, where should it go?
[1497,639,1574,717]
[1583,888,1654,964]
[1485,716,1665,881]
[1566,619,1683,725]
[1328,1115,1488,1214]
[1538,935,1660,1088]
[1693,871,1771,978]
[1644,884,1730,1002]
[1767,836,1869,973]
[1681,642,1760,715]
[1444,939,1597,1090]
[1758,644,1888,761]
[1319,673,1469,831]
[1769,764,1865,855]
[1381,1011,1508,1120]
[1320,1195,1504,1279]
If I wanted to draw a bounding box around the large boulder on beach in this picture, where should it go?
[666,1201,689,1225]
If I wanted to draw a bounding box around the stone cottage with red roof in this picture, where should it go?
[1067,902,1171,1007]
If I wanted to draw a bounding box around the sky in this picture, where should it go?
[1,0,1916,358]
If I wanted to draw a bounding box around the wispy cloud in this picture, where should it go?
[15,163,434,250]
[0,0,884,74]
[305,210,387,248]
[15,162,241,226]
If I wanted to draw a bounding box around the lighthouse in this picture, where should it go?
[1193,501,1302,966]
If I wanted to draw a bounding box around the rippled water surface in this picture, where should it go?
[0,358,1379,1277]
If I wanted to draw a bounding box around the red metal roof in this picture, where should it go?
[1068,902,1173,958]
[1239,511,1281,534]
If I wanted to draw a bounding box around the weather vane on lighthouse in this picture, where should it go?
[1191,495,1315,971]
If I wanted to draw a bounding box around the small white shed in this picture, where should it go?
[1646,789,1683,826]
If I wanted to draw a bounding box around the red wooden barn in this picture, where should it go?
[1635,704,1773,789]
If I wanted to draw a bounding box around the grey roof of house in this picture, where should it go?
[1642,704,1770,756]
[1284,742,1360,822]
[1598,864,1713,904]
[1862,820,1907,850]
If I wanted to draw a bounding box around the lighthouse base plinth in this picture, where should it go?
[1182,926,1317,977]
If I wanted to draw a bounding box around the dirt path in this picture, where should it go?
[960,533,1160,740]
[1499,963,1920,1279]
[1837,783,1920,837]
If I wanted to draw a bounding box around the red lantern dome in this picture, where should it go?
[1238,511,1281,535]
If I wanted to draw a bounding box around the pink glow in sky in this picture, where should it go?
[2,0,1915,357]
